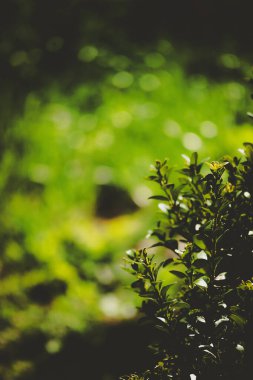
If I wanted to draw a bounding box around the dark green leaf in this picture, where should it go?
[170,270,186,279]
[230,313,246,327]
[162,258,174,267]
[164,239,178,250]
[148,195,168,201]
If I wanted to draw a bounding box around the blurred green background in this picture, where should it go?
[1,1,253,379]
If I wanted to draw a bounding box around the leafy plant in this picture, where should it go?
[124,143,253,379]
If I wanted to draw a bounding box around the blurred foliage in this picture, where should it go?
[125,145,253,379]
[1,1,253,379]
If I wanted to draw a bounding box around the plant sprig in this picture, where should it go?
[124,143,253,379]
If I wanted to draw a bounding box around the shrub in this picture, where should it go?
[124,143,253,379]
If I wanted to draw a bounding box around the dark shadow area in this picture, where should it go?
[1,0,253,108]
[95,185,139,219]
[17,321,154,380]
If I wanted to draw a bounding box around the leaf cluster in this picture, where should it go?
[124,143,253,379]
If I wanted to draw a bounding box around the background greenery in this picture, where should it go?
[1,1,253,379]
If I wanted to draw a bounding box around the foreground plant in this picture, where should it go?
[123,143,253,379]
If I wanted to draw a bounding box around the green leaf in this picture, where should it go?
[161,284,175,298]
[203,349,217,359]
[149,242,165,248]
[215,272,226,281]
[193,236,207,250]
[192,251,208,262]
[243,142,253,162]
[158,203,170,213]
[148,175,159,181]
[194,277,208,288]
[132,279,145,287]
[149,195,168,201]
[190,152,198,166]
[162,258,174,267]
[151,229,165,240]
[164,239,178,250]
[230,313,246,327]
[173,301,190,310]
[170,270,186,279]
